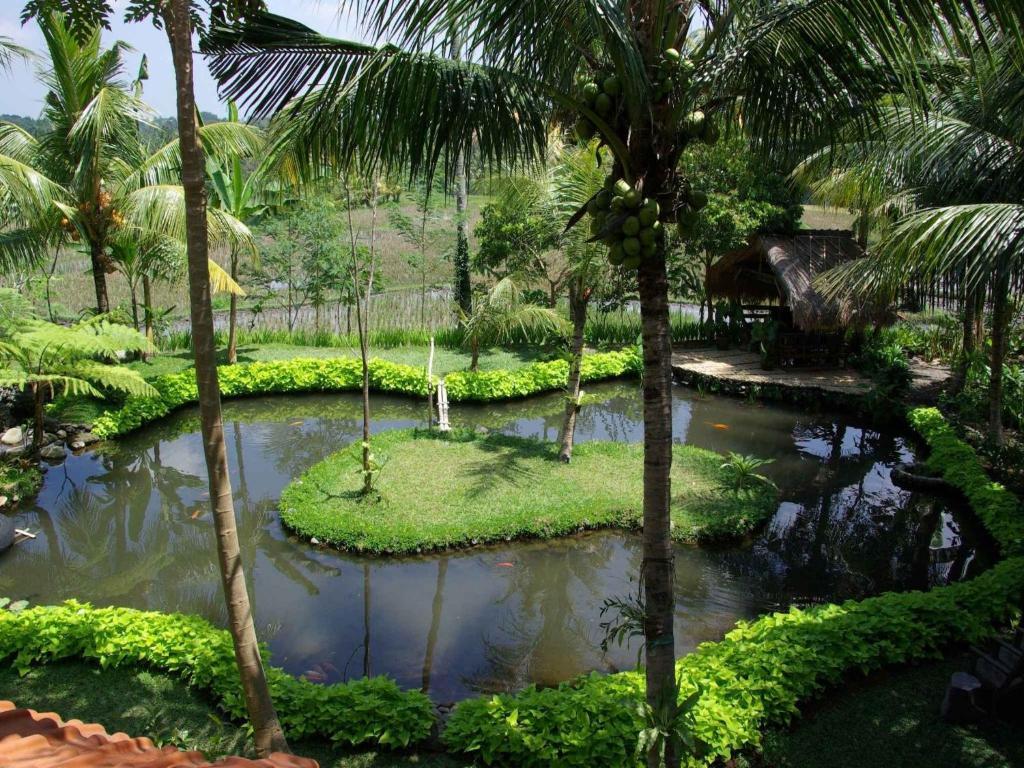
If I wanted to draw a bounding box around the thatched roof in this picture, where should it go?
[706,230,886,331]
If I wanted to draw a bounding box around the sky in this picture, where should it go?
[0,1,367,117]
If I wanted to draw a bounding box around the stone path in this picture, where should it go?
[671,347,951,403]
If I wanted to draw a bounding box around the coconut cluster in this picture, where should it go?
[575,72,622,141]
[652,47,695,102]
[674,186,709,240]
[588,175,663,269]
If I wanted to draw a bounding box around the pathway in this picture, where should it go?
[671,347,950,403]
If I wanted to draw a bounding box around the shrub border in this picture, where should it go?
[441,406,1024,766]
[0,600,435,749]
[90,349,642,439]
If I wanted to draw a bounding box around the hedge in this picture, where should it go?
[91,350,642,438]
[441,406,1024,766]
[0,601,434,748]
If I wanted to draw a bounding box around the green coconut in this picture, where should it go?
[582,82,600,101]
[622,216,641,236]
[595,93,612,116]
[639,227,656,246]
[622,254,642,269]
[614,178,632,197]
[663,48,681,64]
[608,242,625,265]
[603,75,622,96]
[638,202,659,227]
[623,237,641,257]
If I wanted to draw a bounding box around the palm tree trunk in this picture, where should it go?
[90,239,110,314]
[559,283,588,463]
[162,1,288,757]
[470,336,480,372]
[637,254,677,768]
[228,249,239,364]
[988,261,1011,447]
[142,274,154,361]
[454,152,471,323]
[129,280,140,331]
[951,283,977,396]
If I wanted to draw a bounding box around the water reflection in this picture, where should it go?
[0,383,991,702]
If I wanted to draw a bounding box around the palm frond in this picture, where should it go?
[817,203,1024,300]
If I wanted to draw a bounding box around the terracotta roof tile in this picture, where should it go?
[0,701,318,768]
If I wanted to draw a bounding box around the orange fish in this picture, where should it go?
[496,562,514,568]
[190,508,204,520]
[710,423,730,431]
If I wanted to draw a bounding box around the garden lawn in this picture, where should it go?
[0,660,461,768]
[280,429,776,554]
[757,653,1024,768]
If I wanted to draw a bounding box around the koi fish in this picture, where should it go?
[496,562,514,568]
[302,669,326,683]
[190,508,204,520]
[706,422,730,431]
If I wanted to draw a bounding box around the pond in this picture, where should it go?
[0,382,991,704]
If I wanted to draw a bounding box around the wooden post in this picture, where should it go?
[437,379,450,432]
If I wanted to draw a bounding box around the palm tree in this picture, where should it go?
[807,37,1024,445]
[462,277,567,372]
[158,0,290,756]
[0,289,155,451]
[2,13,148,313]
[552,141,612,462]
[202,3,1013,765]
[204,102,283,363]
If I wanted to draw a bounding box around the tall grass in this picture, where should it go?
[162,310,712,351]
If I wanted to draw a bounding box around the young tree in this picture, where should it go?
[462,277,566,372]
[552,141,612,461]
[388,186,447,328]
[204,4,1001,764]
[344,175,382,494]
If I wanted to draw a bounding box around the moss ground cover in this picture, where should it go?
[279,429,776,554]
[0,661,461,768]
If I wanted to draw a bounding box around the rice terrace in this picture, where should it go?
[0,2,1022,768]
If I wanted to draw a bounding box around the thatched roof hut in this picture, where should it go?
[706,230,885,331]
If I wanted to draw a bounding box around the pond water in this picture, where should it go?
[0,382,991,703]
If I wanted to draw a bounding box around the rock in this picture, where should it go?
[57,429,67,439]
[43,432,59,446]
[310,537,320,545]
[0,496,7,508]
[39,443,66,461]
[70,441,85,451]
[74,432,100,447]
[941,671,984,723]
[1,427,22,446]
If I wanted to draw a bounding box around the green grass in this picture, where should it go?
[757,654,1024,768]
[280,429,777,554]
[799,204,856,230]
[0,661,460,768]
